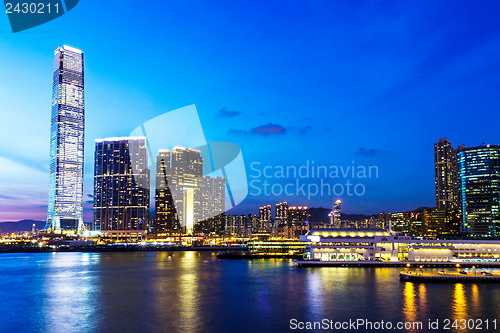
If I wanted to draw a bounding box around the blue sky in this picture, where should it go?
[0,0,499,221]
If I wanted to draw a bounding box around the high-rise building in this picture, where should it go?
[457,145,500,239]
[196,176,222,222]
[93,137,150,240]
[154,147,224,234]
[331,200,341,226]
[259,205,272,230]
[155,150,179,233]
[434,138,459,209]
[286,206,310,239]
[171,147,203,234]
[46,45,85,234]
[288,206,309,226]
[275,202,288,227]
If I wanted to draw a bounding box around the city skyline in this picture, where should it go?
[1,1,500,222]
[2,3,500,333]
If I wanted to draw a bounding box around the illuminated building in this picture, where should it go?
[93,137,150,240]
[330,200,341,226]
[389,208,459,238]
[458,145,500,239]
[225,214,249,237]
[434,138,459,210]
[299,228,500,263]
[155,150,179,233]
[259,205,272,230]
[45,45,85,234]
[248,213,259,230]
[154,147,225,235]
[171,147,203,234]
[288,206,309,226]
[247,239,306,256]
[285,206,310,239]
[275,202,288,228]
[197,176,225,223]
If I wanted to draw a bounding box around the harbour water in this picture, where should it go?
[1,251,500,333]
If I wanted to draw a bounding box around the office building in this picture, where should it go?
[155,150,180,233]
[154,147,225,235]
[434,138,459,209]
[46,45,85,234]
[458,145,500,239]
[93,137,150,240]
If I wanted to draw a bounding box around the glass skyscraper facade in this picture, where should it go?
[46,45,85,233]
[155,150,180,233]
[93,137,150,234]
[458,145,500,239]
[434,138,459,210]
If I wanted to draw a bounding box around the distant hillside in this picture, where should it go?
[308,207,376,223]
[0,220,45,234]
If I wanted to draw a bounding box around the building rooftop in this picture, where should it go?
[95,136,147,143]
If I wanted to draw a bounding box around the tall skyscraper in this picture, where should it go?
[93,137,150,240]
[154,147,225,234]
[46,45,85,233]
[434,138,458,209]
[172,147,203,234]
[331,200,341,226]
[457,145,500,239]
[155,150,179,233]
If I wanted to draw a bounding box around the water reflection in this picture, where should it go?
[418,283,427,318]
[177,252,200,332]
[403,282,417,323]
[452,283,468,320]
[3,253,500,333]
[306,271,324,319]
[41,253,100,333]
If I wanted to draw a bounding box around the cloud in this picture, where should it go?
[218,107,242,118]
[299,125,312,134]
[355,148,392,157]
[251,123,287,135]
[229,123,287,136]
[0,194,15,200]
[86,193,94,204]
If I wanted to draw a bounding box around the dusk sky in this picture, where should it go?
[0,0,499,222]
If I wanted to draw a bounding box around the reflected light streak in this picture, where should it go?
[452,283,468,321]
[178,252,200,332]
[418,283,427,316]
[403,282,416,323]
[42,253,99,333]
